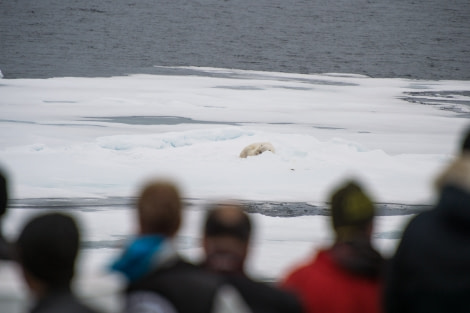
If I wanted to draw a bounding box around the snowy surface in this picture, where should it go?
[1,67,468,202]
[1,67,469,311]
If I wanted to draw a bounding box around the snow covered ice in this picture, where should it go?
[2,67,468,202]
[1,67,470,311]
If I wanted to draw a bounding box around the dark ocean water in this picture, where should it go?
[1,0,469,80]
[10,197,431,218]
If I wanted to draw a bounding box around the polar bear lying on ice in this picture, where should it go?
[239,142,275,158]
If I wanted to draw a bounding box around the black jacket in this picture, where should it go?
[30,289,101,313]
[126,258,231,313]
[384,156,470,313]
[220,272,304,313]
[0,235,11,260]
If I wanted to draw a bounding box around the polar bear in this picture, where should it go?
[239,142,275,158]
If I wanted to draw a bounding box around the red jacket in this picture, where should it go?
[282,249,383,313]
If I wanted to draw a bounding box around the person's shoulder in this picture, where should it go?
[131,257,225,292]
[284,251,327,278]
[282,261,312,285]
[282,250,342,290]
[223,274,302,313]
[249,277,301,301]
[401,209,436,238]
[172,258,225,283]
[32,292,104,313]
[225,273,269,292]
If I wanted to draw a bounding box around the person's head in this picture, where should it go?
[15,213,80,294]
[460,126,470,155]
[329,180,375,242]
[434,127,470,192]
[202,203,252,274]
[137,180,182,236]
[0,170,8,218]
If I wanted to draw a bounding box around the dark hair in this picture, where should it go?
[204,204,251,242]
[16,213,80,287]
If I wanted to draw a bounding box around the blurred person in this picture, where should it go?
[0,169,11,260]
[281,180,385,313]
[201,202,304,313]
[110,179,250,313]
[383,129,470,312]
[15,212,102,313]
[0,168,27,313]
[460,126,470,154]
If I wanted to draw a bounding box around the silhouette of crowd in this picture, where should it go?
[1,127,470,313]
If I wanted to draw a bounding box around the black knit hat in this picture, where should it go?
[16,213,79,286]
[330,181,375,235]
